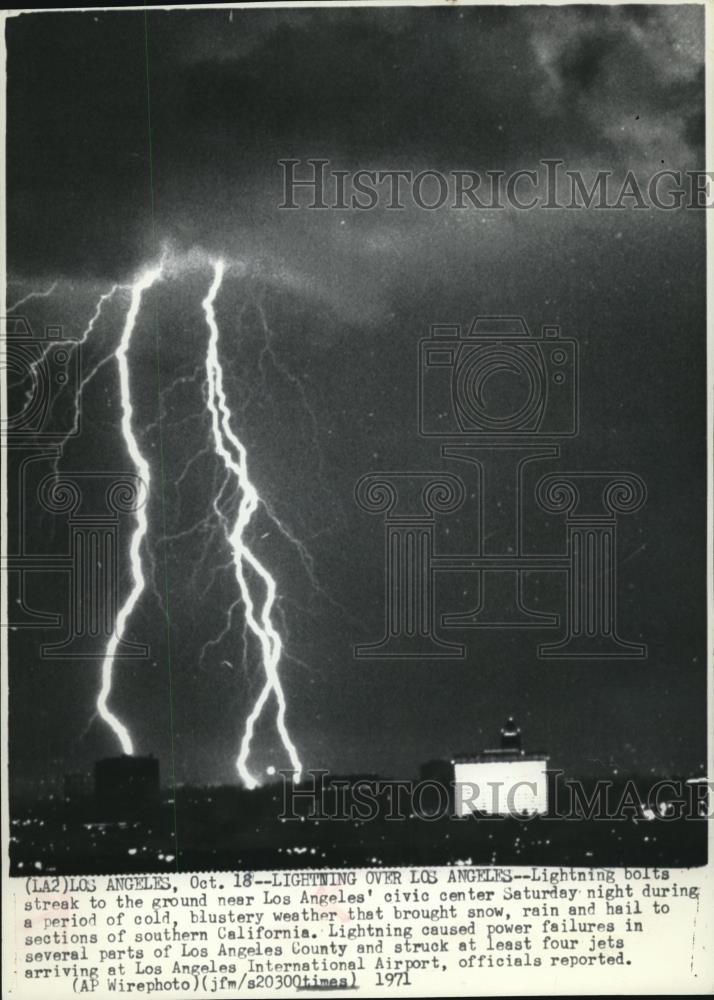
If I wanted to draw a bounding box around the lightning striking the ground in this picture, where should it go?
[14,251,318,783]
[202,259,303,787]
[96,263,163,755]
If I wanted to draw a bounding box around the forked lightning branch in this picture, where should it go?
[6,252,306,788]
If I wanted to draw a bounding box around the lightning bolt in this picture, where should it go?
[96,264,163,754]
[255,293,325,484]
[50,284,127,478]
[7,279,58,312]
[249,292,350,615]
[142,363,208,615]
[15,251,317,779]
[8,284,124,438]
[202,260,302,788]
[231,289,347,612]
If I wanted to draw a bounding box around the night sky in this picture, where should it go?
[6,4,707,790]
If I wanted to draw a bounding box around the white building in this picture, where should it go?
[452,719,548,817]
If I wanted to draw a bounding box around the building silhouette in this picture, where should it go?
[94,755,160,820]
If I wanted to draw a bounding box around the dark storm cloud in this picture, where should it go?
[5,4,704,279]
[558,32,610,89]
[167,5,702,160]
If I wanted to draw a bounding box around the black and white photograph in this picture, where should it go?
[2,0,709,892]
